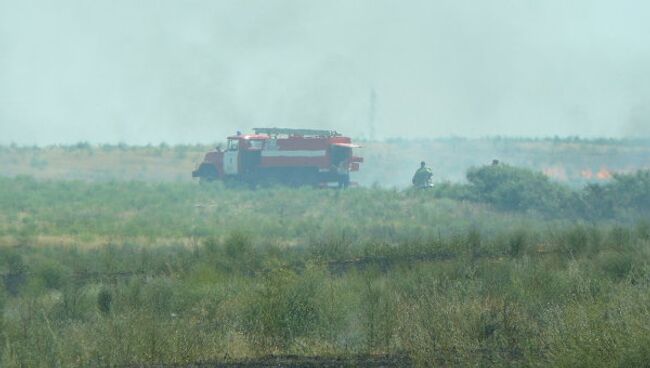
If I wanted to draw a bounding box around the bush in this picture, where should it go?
[33,259,71,290]
[581,170,650,220]
[428,164,650,221]
[204,232,259,275]
[465,164,578,216]
[559,226,592,257]
[97,287,113,314]
[507,229,529,258]
[596,251,639,280]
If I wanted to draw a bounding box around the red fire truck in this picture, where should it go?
[192,128,363,187]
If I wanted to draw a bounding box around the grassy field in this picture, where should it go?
[1,141,650,367]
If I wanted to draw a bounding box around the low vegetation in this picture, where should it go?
[434,164,650,221]
[2,218,650,367]
[1,157,650,367]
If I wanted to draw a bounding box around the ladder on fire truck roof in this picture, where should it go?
[253,127,341,137]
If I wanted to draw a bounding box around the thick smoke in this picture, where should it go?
[1,0,650,144]
[624,104,650,137]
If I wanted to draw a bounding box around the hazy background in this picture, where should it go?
[1,0,650,145]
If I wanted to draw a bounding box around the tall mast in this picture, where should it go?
[368,88,377,141]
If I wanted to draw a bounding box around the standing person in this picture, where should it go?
[337,160,350,188]
[412,161,433,188]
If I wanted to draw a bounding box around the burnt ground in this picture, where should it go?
[124,354,412,368]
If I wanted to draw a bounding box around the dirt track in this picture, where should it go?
[124,354,411,368]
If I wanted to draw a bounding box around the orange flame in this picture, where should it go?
[596,168,612,180]
[580,168,612,180]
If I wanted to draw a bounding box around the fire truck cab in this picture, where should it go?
[193,128,363,187]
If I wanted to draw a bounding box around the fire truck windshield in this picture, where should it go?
[249,140,263,149]
[227,139,239,151]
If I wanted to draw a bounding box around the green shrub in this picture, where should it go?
[635,220,650,241]
[507,229,529,258]
[596,251,638,280]
[607,226,633,250]
[2,250,27,274]
[466,164,578,216]
[559,226,592,257]
[33,259,71,290]
[97,287,113,314]
[224,232,253,261]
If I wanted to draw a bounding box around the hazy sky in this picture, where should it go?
[1,0,650,144]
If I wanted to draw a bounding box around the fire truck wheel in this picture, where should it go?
[338,174,350,188]
[196,164,219,184]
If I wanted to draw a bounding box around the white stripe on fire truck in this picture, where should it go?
[261,150,326,157]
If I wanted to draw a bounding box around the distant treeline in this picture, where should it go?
[4,136,650,150]
[0,142,210,152]
[382,135,650,145]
